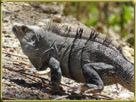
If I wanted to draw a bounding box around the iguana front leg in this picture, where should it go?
[48,57,62,93]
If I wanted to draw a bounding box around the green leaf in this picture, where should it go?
[123,6,134,23]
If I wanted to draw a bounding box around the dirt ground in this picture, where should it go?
[1,2,134,100]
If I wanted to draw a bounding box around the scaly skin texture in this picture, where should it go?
[12,23,134,93]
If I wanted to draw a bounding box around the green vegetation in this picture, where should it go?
[33,2,134,47]
[63,2,134,47]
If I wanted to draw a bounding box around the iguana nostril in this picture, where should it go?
[12,24,21,32]
[12,26,17,32]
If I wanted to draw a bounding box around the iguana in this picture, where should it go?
[12,22,134,93]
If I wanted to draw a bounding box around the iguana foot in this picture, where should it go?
[50,86,65,95]
[50,82,65,95]
[79,84,102,95]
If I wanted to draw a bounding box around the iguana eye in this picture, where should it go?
[31,35,36,41]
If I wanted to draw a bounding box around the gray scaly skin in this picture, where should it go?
[12,22,134,93]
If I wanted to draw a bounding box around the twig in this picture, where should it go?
[100,94,113,100]
[3,51,28,59]
[4,66,47,82]
[22,73,41,84]
[4,57,30,66]
[92,94,113,100]
[53,95,69,100]
[2,97,16,100]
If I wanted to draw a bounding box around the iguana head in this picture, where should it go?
[12,23,42,56]
[12,23,48,71]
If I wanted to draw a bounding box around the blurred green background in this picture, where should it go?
[63,2,134,47]
[35,2,134,47]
